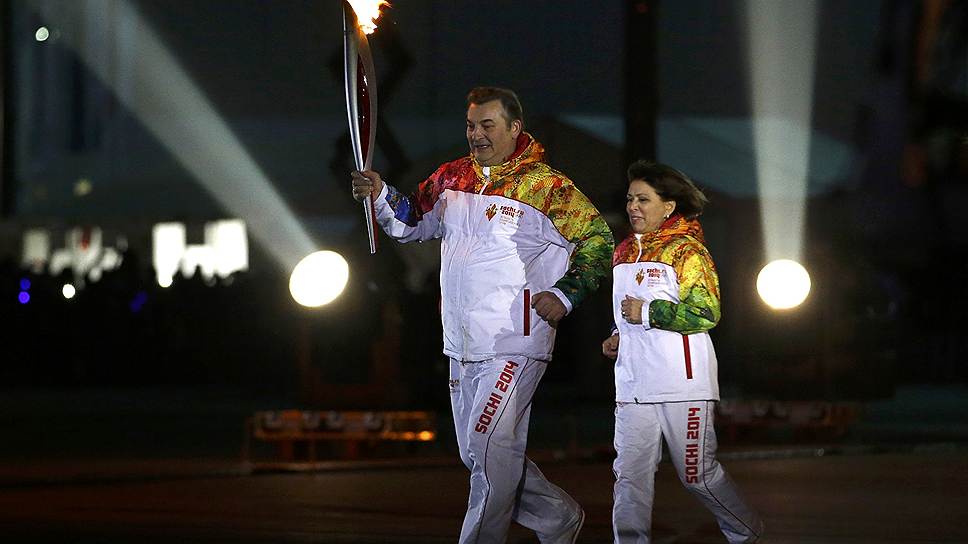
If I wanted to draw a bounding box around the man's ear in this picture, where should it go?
[510,119,522,137]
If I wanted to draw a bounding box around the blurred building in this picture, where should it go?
[0,1,964,407]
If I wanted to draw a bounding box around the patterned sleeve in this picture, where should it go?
[546,184,615,309]
[375,166,446,242]
[648,241,721,334]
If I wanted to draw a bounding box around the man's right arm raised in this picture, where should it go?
[352,169,444,242]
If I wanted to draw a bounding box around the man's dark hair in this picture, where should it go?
[467,87,524,127]
[627,160,709,219]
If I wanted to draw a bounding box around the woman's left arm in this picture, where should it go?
[648,244,721,334]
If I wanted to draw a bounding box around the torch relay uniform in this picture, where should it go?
[611,215,763,543]
[373,132,613,543]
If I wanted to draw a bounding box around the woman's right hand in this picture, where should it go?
[602,333,619,360]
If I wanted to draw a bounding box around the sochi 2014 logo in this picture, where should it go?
[485,204,497,221]
[635,268,645,285]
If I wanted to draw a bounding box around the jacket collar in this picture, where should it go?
[471,132,544,180]
[634,214,706,245]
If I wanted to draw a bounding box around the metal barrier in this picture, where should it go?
[716,400,860,442]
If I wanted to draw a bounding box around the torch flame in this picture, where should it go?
[347,0,389,34]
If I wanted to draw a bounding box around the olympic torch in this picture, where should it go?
[343,0,387,254]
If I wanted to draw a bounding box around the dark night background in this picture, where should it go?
[0,0,966,463]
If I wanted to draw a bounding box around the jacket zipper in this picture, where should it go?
[635,234,645,327]
[478,166,491,194]
[459,167,491,360]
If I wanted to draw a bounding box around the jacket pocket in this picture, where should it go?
[523,288,531,337]
[682,334,693,379]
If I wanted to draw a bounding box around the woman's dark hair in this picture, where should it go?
[466,87,524,128]
[627,160,708,219]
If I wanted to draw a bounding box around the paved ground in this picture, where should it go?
[1,447,967,543]
[1,384,967,542]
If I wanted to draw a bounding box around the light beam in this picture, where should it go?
[29,0,316,272]
[746,0,819,264]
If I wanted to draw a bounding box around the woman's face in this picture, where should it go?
[627,179,675,234]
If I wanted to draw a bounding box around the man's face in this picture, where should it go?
[466,100,521,166]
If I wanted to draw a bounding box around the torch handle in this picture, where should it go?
[343,4,379,254]
[363,198,377,254]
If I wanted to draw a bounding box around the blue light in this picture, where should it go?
[19,278,31,290]
[129,291,148,313]
[18,291,30,304]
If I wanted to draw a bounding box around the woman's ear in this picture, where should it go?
[665,201,676,218]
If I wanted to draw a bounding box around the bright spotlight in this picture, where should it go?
[62,284,76,299]
[289,251,349,307]
[35,26,49,42]
[756,259,811,310]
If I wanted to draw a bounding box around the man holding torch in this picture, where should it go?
[351,87,613,543]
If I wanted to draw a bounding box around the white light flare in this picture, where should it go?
[756,259,811,310]
[289,251,349,308]
[346,0,390,34]
[746,0,818,263]
[62,284,77,299]
[153,222,186,288]
[29,0,316,273]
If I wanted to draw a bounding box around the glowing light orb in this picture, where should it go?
[35,27,49,41]
[289,251,349,307]
[74,178,93,196]
[756,259,811,310]
[62,284,76,299]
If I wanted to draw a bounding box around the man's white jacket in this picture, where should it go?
[373,133,613,362]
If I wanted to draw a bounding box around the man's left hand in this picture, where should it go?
[531,291,567,328]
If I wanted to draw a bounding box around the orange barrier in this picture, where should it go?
[242,410,437,469]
